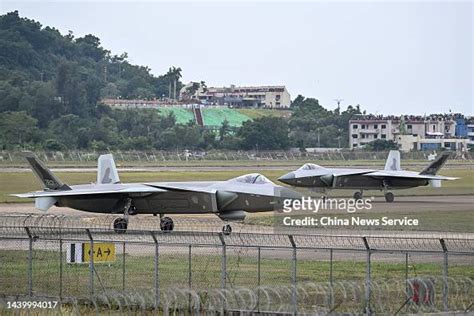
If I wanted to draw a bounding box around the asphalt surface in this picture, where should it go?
[1,194,472,238]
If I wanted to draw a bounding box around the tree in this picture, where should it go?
[219,119,231,141]
[0,111,38,148]
[238,117,290,150]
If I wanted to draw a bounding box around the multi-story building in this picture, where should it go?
[349,114,462,150]
[467,118,474,146]
[180,83,291,108]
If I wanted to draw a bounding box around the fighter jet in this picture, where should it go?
[13,153,301,234]
[278,150,457,202]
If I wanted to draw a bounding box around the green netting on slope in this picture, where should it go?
[157,108,195,124]
[201,108,251,127]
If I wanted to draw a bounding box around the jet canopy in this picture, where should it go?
[298,163,325,171]
[230,173,274,185]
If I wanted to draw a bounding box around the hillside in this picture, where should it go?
[0,11,364,151]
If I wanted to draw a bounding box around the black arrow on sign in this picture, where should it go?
[104,248,111,256]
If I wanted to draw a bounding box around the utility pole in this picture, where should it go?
[169,82,172,99]
[317,128,320,148]
[334,98,343,113]
[173,79,177,100]
[337,128,342,149]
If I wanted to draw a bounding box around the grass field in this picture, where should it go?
[1,249,472,297]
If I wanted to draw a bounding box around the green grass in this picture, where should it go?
[236,108,291,119]
[201,108,251,127]
[1,249,472,297]
[157,107,194,124]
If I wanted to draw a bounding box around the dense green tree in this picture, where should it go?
[0,111,39,148]
[238,117,290,150]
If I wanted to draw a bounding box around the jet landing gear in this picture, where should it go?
[160,216,174,232]
[113,218,128,234]
[113,198,136,234]
[222,224,232,236]
[353,191,363,201]
[384,192,395,203]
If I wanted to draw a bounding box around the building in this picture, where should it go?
[467,119,474,146]
[180,83,291,108]
[396,134,468,152]
[349,114,467,151]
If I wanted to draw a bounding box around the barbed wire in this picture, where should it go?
[0,214,473,253]
[2,277,470,314]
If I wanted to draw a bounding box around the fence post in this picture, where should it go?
[122,242,126,291]
[257,246,261,312]
[218,233,226,289]
[440,238,448,311]
[218,233,227,313]
[188,244,192,310]
[86,229,94,298]
[25,227,33,298]
[150,232,159,309]
[289,235,297,314]
[59,238,63,300]
[363,237,372,315]
[330,248,334,309]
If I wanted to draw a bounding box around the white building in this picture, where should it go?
[180,83,291,108]
[349,114,458,150]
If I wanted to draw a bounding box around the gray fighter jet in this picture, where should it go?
[278,150,457,202]
[14,153,301,234]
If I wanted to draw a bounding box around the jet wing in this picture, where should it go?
[331,169,375,176]
[12,184,167,198]
[145,182,219,194]
[365,171,458,181]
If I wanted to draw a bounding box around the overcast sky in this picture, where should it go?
[2,0,473,115]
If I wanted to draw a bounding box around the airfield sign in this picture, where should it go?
[67,242,116,263]
[84,243,116,262]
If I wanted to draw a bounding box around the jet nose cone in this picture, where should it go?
[278,172,296,185]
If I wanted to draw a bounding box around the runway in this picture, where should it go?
[1,194,472,238]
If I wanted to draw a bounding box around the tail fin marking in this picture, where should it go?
[25,153,71,191]
[97,154,120,184]
[384,150,401,171]
[420,152,450,175]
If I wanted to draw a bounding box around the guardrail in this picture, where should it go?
[0,217,472,314]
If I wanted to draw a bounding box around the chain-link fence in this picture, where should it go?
[0,219,472,314]
[1,150,472,164]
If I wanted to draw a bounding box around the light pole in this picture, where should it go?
[317,128,320,148]
[337,128,342,149]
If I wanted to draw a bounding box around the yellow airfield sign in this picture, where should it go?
[83,243,116,262]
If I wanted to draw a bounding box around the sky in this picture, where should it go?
[1,0,473,115]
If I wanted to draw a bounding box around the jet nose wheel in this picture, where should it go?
[222,224,232,236]
[384,192,395,203]
[160,217,174,232]
[113,218,128,234]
